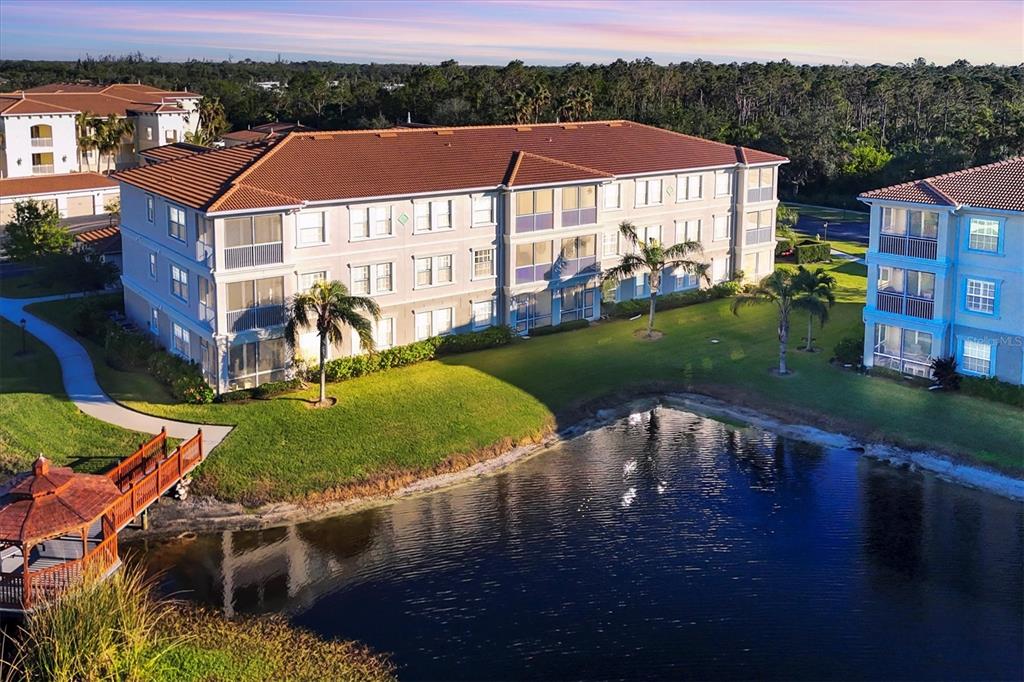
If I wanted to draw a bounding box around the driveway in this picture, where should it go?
[791,205,870,245]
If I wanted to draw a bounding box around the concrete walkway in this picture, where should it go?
[0,292,232,451]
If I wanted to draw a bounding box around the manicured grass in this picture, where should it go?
[27,260,1024,504]
[827,239,867,258]
[0,272,84,298]
[0,318,145,476]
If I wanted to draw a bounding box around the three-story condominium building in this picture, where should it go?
[114,121,787,393]
[858,157,1023,384]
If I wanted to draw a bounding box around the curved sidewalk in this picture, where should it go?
[0,292,232,451]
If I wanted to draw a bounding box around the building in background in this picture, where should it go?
[858,157,1023,385]
[219,122,314,148]
[114,121,786,393]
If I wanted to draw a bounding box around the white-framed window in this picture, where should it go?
[744,209,773,244]
[712,256,730,283]
[375,317,395,350]
[561,185,597,226]
[351,265,370,295]
[746,167,774,202]
[146,195,155,222]
[168,205,186,242]
[297,211,326,246]
[635,178,663,207]
[351,262,394,295]
[414,254,453,288]
[676,173,703,201]
[473,248,495,279]
[472,299,496,330]
[961,339,992,376]
[415,308,453,340]
[299,271,326,292]
[170,264,188,301]
[968,218,1000,252]
[603,231,620,257]
[472,195,495,226]
[349,205,392,240]
[603,183,621,210]
[638,225,661,245]
[145,127,153,141]
[198,277,214,321]
[414,200,453,233]
[172,323,190,357]
[150,308,159,334]
[148,252,157,279]
[713,215,730,241]
[715,171,732,197]
[965,278,996,314]
[676,219,700,244]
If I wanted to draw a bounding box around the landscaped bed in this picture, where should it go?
[26,259,1024,506]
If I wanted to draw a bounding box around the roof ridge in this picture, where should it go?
[211,183,303,212]
[861,156,1024,197]
[505,150,527,186]
[206,136,296,211]
[516,150,613,178]
[629,121,763,161]
[920,179,959,207]
[0,94,80,114]
[288,119,631,138]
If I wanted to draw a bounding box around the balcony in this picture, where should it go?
[30,137,53,148]
[745,227,773,245]
[31,164,54,175]
[878,234,937,260]
[561,207,597,228]
[223,242,283,270]
[226,305,285,333]
[746,186,774,203]
[515,212,554,233]
[875,291,934,320]
[873,353,931,378]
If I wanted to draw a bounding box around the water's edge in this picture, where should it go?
[128,392,1024,540]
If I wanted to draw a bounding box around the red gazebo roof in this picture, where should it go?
[0,457,121,546]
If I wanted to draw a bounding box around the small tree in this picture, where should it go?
[602,221,707,338]
[794,266,837,351]
[38,251,119,293]
[1,199,73,260]
[284,280,380,405]
[730,268,804,375]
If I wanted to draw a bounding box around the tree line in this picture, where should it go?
[2,55,1021,206]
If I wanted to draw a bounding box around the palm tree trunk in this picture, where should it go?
[805,315,814,351]
[647,292,657,337]
[319,333,328,404]
[778,312,789,375]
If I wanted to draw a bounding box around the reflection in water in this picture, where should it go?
[135,407,1023,681]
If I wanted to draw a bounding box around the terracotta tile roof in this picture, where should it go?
[115,120,788,213]
[140,142,208,163]
[1,82,199,118]
[0,173,117,198]
[0,457,121,546]
[75,226,121,255]
[221,129,270,142]
[222,122,314,142]
[0,95,78,115]
[859,157,1024,212]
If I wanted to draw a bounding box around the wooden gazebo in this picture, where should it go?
[0,457,121,612]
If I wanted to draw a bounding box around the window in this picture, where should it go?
[909,210,938,239]
[746,167,773,202]
[198,277,214,322]
[150,308,159,334]
[351,263,393,295]
[561,185,597,226]
[472,300,496,330]
[350,205,392,240]
[146,195,155,222]
[170,264,188,301]
[603,183,621,210]
[881,207,908,235]
[715,171,732,197]
[511,291,552,333]
[415,200,453,233]
[560,285,597,322]
[226,277,283,313]
[638,225,661,245]
[472,195,495,225]
[375,318,395,350]
[168,205,186,242]
[514,240,553,284]
[965,278,996,314]
[228,337,288,389]
[712,256,730,283]
[415,308,453,340]
[172,323,190,357]
[877,266,904,293]
[713,215,730,241]
[352,265,370,295]
[146,128,153,141]
[148,252,157,278]
[224,214,283,247]
[968,218,1000,252]
[961,339,992,376]
[515,190,554,232]
[165,129,178,143]
[297,212,326,246]
[375,262,394,293]
[873,324,933,377]
[299,271,326,292]
[677,174,703,201]
[414,255,453,287]
[473,248,495,279]
[603,231,621,257]
[677,219,700,244]
[902,329,933,364]
[906,270,935,300]
[742,252,763,279]
[744,209,773,244]
[558,235,598,278]
[635,178,662,207]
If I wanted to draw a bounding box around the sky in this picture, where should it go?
[0,0,1021,66]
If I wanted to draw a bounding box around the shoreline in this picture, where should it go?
[126,392,1024,540]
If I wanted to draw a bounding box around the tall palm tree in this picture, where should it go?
[186,96,228,146]
[731,268,819,375]
[74,111,98,171]
[558,86,594,122]
[602,221,707,338]
[794,266,837,351]
[284,280,380,406]
[96,115,135,173]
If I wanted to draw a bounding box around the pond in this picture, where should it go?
[135,407,1023,680]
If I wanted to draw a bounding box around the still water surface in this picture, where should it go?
[137,408,1023,680]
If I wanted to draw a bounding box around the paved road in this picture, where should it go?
[794,214,869,244]
[0,292,232,450]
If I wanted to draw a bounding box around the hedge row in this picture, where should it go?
[794,240,832,264]
[312,325,515,383]
[218,378,305,403]
[608,281,742,319]
[961,375,1024,409]
[528,319,591,336]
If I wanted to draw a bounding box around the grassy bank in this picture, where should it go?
[0,318,143,475]
[27,260,1024,504]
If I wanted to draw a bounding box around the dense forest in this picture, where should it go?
[2,55,1022,207]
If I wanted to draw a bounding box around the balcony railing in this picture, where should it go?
[746,186,774,203]
[745,227,773,245]
[879,234,937,260]
[873,353,931,378]
[515,212,554,233]
[226,304,285,332]
[906,297,934,319]
[875,291,935,320]
[30,137,53,148]
[876,291,904,314]
[31,164,54,174]
[223,242,283,270]
[561,207,597,228]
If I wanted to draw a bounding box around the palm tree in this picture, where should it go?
[602,221,707,338]
[794,266,836,351]
[558,86,594,122]
[284,280,380,406]
[185,96,228,146]
[731,268,811,375]
[96,116,135,173]
[74,111,98,171]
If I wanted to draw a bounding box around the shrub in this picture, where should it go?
[528,319,590,336]
[961,375,1024,409]
[794,239,832,263]
[147,348,213,404]
[218,388,255,403]
[252,378,304,399]
[437,325,514,354]
[72,299,109,340]
[833,336,863,366]
[930,356,961,390]
[608,282,738,319]
[104,324,154,371]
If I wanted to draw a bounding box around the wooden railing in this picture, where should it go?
[27,533,119,606]
[107,429,168,492]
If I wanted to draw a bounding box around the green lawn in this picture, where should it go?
[0,318,145,475]
[827,239,867,258]
[26,260,1024,505]
[784,202,868,223]
[0,272,85,298]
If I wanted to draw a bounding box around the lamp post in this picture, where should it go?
[19,318,27,355]
[823,221,829,242]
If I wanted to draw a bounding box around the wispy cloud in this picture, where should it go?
[1,0,1020,65]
